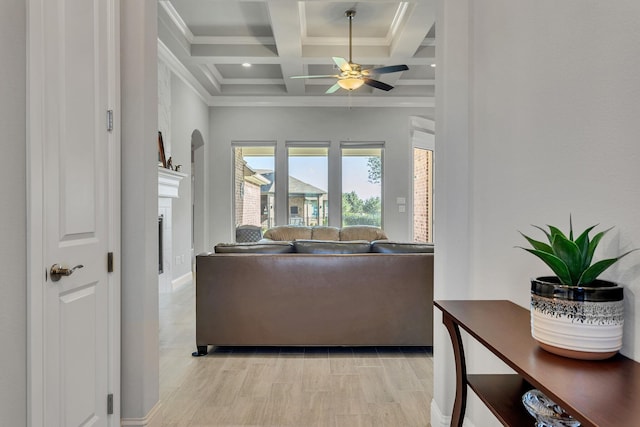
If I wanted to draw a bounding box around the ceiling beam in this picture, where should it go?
[267,1,305,95]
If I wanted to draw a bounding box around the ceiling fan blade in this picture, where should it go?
[290,75,339,79]
[326,83,342,94]
[332,57,351,72]
[364,78,394,92]
[364,64,409,75]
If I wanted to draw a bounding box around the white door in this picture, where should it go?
[32,0,116,425]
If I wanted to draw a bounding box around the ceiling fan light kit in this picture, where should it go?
[338,78,365,91]
[290,9,409,94]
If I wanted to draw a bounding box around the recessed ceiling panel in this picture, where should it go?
[401,65,434,80]
[302,2,400,38]
[216,64,283,79]
[307,64,339,76]
[172,0,272,37]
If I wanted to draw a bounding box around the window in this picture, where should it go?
[341,145,383,227]
[233,144,275,230]
[287,145,328,226]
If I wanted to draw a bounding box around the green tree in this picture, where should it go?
[342,191,364,214]
[363,196,380,215]
[367,157,381,184]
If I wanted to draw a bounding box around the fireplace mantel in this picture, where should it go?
[158,167,187,198]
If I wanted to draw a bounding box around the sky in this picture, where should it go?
[245,156,381,200]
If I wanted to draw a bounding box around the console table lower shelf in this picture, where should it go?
[434,300,640,427]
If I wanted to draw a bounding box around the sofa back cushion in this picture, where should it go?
[370,240,434,254]
[214,241,294,254]
[294,240,371,254]
[339,226,388,242]
[311,226,340,241]
[263,225,312,241]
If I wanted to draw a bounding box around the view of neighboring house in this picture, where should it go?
[236,166,327,230]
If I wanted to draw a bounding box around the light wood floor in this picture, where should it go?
[159,281,433,427]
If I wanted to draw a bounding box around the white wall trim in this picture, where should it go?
[26,1,46,424]
[171,271,193,291]
[431,399,477,427]
[107,0,122,425]
[120,402,163,427]
[431,399,450,427]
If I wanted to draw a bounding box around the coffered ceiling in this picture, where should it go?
[158,0,435,107]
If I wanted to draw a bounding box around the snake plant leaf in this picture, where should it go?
[551,233,583,284]
[532,225,552,244]
[519,247,572,285]
[574,224,597,269]
[519,232,553,253]
[584,227,613,271]
[548,225,567,243]
[579,248,640,285]
[569,215,573,241]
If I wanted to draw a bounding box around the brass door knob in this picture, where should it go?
[50,264,84,282]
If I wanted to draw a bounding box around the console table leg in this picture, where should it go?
[442,313,468,427]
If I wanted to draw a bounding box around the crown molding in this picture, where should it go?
[157,40,213,105]
[209,95,434,108]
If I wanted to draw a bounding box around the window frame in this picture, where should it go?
[285,142,330,227]
[340,141,385,229]
[231,141,277,235]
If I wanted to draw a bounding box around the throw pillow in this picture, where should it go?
[339,225,388,242]
[311,226,340,241]
[263,225,312,241]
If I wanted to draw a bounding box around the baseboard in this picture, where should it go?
[431,399,450,427]
[120,402,162,427]
[171,271,192,291]
[430,399,476,427]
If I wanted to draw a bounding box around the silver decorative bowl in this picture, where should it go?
[522,389,581,427]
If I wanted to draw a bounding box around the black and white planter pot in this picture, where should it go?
[530,276,624,360]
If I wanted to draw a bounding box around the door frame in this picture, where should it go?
[26,0,121,425]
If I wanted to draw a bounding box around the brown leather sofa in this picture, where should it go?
[193,239,434,355]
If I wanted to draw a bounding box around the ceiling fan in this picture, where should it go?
[291,9,409,94]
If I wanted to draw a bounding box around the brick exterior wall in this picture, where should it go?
[234,149,244,225]
[241,182,261,226]
[413,148,433,242]
[234,148,263,227]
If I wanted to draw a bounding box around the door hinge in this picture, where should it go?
[107,252,114,273]
[107,393,114,415]
[107,110,114,132]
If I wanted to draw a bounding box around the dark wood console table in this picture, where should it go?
[434,300,640,427]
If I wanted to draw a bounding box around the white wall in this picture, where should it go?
[433,1,640,426]
[120,0,161,421]
[208,106,428,246]
[0,0,26,425]
[170,74,209,279]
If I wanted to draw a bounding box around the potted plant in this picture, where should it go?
[519,217,637,360]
